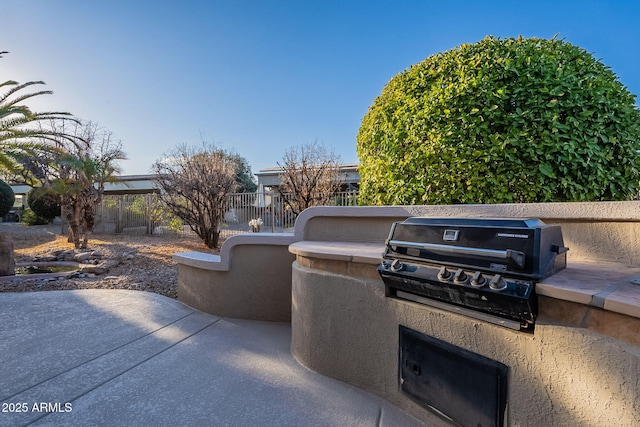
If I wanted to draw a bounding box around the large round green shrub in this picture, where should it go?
[27,186,61,221]
[357,36,640,205]
[0,179,15,217]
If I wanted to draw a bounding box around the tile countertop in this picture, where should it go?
[536,261,640,319]
[289,241,640,320]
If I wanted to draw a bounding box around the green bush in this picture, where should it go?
[168,218,183,233]
[0,179,15,217]
[27,186,61,221]
[20,208,51,226]
[357,36,640,205]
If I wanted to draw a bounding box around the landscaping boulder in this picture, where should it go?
[0,232,15,276]
[73,252,93,262]
[80,259,120,275]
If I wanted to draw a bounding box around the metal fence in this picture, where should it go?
[92,191,359,240]
[92,194,169,235]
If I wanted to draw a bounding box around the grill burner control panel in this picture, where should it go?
[379,260,536,328]
[382,261,534,298]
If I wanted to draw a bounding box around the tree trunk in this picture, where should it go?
[65,203,81,249]
[202,229,219,249]
[81,204,95,249]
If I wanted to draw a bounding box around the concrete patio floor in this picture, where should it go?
[0,289,424,427]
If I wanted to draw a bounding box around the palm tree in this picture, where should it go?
[1,52,126,248]
[50,122,126,248]
[0,51,74,181]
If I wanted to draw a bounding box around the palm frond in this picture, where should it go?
[0,105,32,120]
[0,80,50,102]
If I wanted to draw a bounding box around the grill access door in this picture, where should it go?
[400,326,508,427]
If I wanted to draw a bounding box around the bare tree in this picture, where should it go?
[277,141,342,216]
[152,144,241,249]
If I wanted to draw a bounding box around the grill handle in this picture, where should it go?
[388,240,526,268]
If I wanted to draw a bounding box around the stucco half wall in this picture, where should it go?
[174,201,640,323]
[174,234,297,322]
[173,206,413,321]
[295,201,640,265]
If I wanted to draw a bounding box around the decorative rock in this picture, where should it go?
[73,252,93,262]
[79,259,120,275]
[119,252,136,260]
[21,245,129,280]
[33,255,58,262]
[101,260,121,269]
[79,265,107,275]
[0,232,15,276]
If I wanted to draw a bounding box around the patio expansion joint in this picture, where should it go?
[375,406,382,427]
[5,312,223,427]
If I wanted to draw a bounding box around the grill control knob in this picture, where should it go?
[437,266,452,282]
[390,259,404,272]
[453,269,468,285]
[470,271,486,288]
[489,274,508,291]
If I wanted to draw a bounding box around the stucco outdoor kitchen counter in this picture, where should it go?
[288,241,640,321]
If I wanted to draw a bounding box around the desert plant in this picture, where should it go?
[0,179,14,217]
[152,143,242,249]
[357,36,640,205]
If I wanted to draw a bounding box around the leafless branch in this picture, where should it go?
[277,141,342,216]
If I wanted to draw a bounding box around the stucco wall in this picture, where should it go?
[291,262,640,426]
[177,244,295,322]
[175,202,640,323]
[297,202,640,265]
[301,215,408,242]
[403,201,640,266]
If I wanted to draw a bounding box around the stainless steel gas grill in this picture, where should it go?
[378,218,569,330]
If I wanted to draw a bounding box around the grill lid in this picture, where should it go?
[383,217,568,280]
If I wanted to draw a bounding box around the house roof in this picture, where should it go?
[255,163,360,188]
[9,174,159,196]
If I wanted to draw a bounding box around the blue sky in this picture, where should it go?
[2,0,639,177]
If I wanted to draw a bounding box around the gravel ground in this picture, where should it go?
[0,222,215,299]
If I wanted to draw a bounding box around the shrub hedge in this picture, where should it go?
[0,179,15,217]
[27,186,61,221]
[357,36,640,205]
